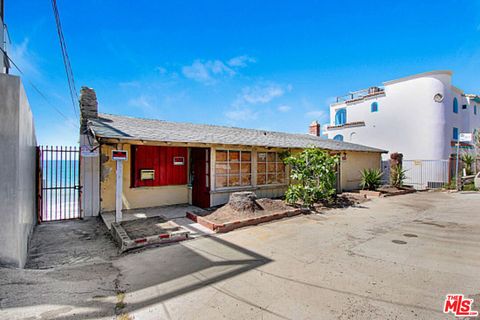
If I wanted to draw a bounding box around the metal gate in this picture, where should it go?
[403,160,450,190]
[38,146,81,222]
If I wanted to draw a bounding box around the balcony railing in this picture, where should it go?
[336,87,385,103]
[326,121,366,131]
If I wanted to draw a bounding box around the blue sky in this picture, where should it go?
[6,0,480,146]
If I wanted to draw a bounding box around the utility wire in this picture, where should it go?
[0,46,79,129]
[50,0,79,120]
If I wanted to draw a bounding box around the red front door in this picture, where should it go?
[191,148,210,208]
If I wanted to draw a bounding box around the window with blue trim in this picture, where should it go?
[453,127,459,141]
[333,134,344,141]
[335,109,347,125]
[453,98,458,113]
[371,102,378,112]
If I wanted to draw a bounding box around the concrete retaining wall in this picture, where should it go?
[0,74,37,268]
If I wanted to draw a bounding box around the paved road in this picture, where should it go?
[1,191,479,319]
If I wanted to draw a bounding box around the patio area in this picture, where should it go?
[100,204,214,239]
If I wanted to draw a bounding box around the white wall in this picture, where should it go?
[80,134,100,217]
[0,74,37,268]
[326,71,480,160]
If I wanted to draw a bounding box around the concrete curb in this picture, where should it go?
[381,189,416,197]
[186,209,306,233]
[111,221,189,253]
[359,190,382,198]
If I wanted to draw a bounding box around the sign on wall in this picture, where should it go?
[173,156,185,165]
[81,145,99,157]
[112,150,128,161]
[459,133,473,143]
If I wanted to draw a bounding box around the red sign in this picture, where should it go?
[444,294,478,317]
[112,150,128,161]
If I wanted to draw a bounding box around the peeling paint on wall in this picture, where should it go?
[100,151,111,182]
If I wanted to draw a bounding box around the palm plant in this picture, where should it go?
[461,153,475,175]
[359,168,383,190]
[390,164,407,188]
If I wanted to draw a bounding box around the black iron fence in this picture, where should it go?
[38,146,81,221]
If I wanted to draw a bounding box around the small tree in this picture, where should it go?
[390,164,407,188]
[283,147,339,207]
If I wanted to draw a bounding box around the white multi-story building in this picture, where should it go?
[324,70,480,161]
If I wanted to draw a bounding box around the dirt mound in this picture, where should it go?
[205,192,295,224]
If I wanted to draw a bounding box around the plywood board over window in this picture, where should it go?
[132,145,188,187]
[215,150,251,188]
[257,152,285,185]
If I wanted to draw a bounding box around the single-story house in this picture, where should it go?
[79,88,386,217]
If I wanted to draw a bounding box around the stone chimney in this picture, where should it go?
[79,87,98,133]
[309,120,321,136]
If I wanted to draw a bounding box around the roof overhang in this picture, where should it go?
[383,70,452,86]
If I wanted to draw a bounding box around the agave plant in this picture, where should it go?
[461,153,475,175]
[359,168,383,190]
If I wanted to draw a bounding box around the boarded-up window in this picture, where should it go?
[215,150,251,188]
[257,152,285,185]
[132,145,188,187]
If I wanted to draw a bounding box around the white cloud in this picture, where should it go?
[127,94,165,117]
[305,110,326,118]
[324,96,337,105]
[155,66,167,74]
[241,84,285,105]
[182,59,234,84]
[277,105,291,112]
[182,55,255,84]
[128,95,152,108]
[9,38,40,77]
[225,83,289,123]
[227,55,256,67]
[225,107,258,121]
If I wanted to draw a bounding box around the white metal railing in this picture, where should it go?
[381,160,450,190]
[402,160,449,190]
[336,87,385,103]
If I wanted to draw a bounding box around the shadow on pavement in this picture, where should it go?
[1,218,272,320]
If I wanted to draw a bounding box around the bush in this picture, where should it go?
[283,148,339,207]
[390,164,407,188]
[443,179,456,190]
[359,168,383,190]
[462,182,478,191]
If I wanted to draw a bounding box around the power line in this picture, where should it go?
[50,0,79,120]
[0,46,79,129]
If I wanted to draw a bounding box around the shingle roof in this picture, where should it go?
[88,113,387,153]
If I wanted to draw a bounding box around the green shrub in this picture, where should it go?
[463,182,478,191]
[390,164,407,188]
[359,168,383,190]
[443,179,456,190]
[283,147,339,207]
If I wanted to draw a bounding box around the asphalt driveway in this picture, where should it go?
[1,191,479,319]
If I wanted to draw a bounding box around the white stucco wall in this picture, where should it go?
[0,74,37,268]
[326,71,480,161]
